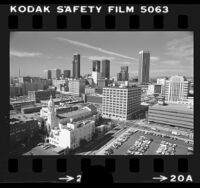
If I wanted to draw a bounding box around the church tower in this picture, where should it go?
[46,95,57,131]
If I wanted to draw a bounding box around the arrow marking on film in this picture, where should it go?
[152,175,168,182]
[59,175,74,182]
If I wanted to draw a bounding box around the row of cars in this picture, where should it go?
[126,136,152,155]
[156,140,177,155]
[37,142,51,150]
[104,129,137,155]
[143,130,178,141]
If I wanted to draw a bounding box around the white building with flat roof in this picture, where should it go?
[102,86,141,120]
[49,119,95,150]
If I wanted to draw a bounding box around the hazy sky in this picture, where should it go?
[10,31,193,78]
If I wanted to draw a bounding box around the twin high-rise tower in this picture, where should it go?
[92,59,110,84]
[44,51,150,83]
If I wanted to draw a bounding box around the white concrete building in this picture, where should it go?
[147,84,162,95]
[68,79,85,96]
[92,71,102,84]
[164,75,189,103]
[49,119,95,150]
[157,78,167,96]
[102,86,141,120]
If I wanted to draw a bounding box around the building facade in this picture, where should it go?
[148,104,193,129]
[10,112,39,148]
[102,87,141,120]
[164,75,189,103]
[28,90,56,103]
[97,79,108,88]
[157,78,167,96]
[51,69,61,80]
[117,66,129,81]
[52,79,68,92]
[92,71,102,84]
[49,120,95,150]
[138,51,150,84]
[44,70,52,79]
[147,84,162,95]
[68,79,85,96]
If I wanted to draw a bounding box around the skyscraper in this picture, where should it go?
[72,53,80,79]
[165,75,189,102]
[51,69,61,79]
[138,51,150,84]
[101,59,110,80]
[44,70,52,79]
[117,66,129,81]
[92,60,101,72]
[63,70,71,78]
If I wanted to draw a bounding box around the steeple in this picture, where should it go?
[48,95,55,109]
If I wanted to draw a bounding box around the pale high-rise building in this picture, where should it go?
[165,75,189,103]
[92,71,102,84]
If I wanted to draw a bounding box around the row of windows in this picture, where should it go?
[102,113,127,119]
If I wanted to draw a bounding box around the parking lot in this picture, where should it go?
[98,128,191,155]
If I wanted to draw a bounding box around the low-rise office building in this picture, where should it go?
[28,90,56,103]
[49,119,95,150]
[148,103,193,129]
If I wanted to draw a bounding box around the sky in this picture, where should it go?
[10,31,193,78]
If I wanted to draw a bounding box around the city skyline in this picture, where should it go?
[10,31,193,78]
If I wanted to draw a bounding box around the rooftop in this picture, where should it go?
[58,108,91,117]
[10,112,40,123]
[23,145,59,156]
[150,103,193,113]
[103,86,140,90]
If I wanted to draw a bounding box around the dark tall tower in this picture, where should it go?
[92,60,101,72]
[101,59,110,80]
[138,51,150,84]
[72,53,80,79]
[63,70,71,78]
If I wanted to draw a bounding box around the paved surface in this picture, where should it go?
[92,123,193,155]
[73,119,193,156]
